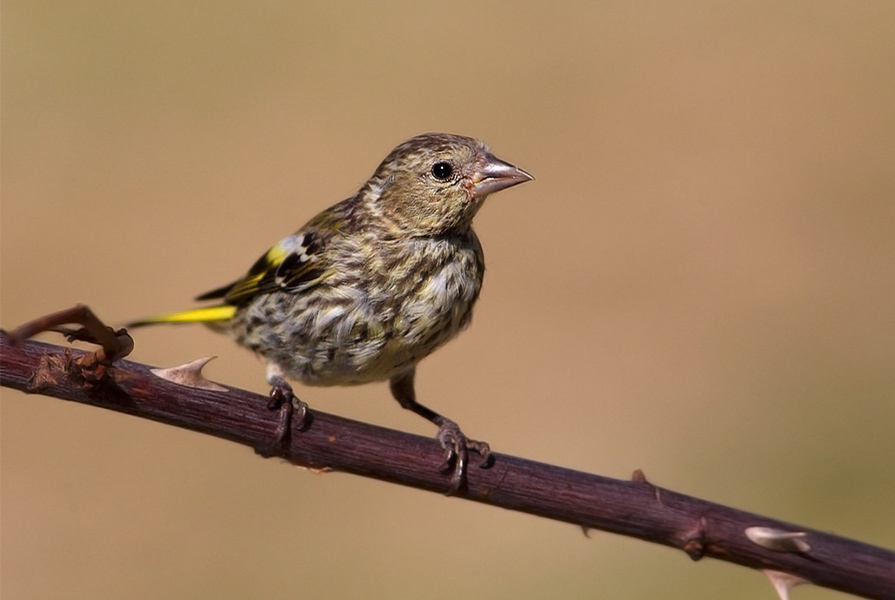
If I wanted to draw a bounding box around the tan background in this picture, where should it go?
[3,2,894,599]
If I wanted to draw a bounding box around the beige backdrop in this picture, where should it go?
[3,2,894,599]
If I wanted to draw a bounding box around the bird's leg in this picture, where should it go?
[262,363,309,456]
[389,368,490,495]
[7,304,134,364]
[6,304,134,385]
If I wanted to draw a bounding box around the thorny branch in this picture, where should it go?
[1,310,893,600]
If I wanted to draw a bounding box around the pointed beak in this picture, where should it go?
[471,153,534,198]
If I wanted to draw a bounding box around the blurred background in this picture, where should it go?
[2,2,894,598]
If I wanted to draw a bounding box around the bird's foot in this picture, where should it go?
[7,304,134,365]
[258,379,309,457]
[435,418,491,495]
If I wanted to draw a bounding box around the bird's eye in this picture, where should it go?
[431,162,453,181]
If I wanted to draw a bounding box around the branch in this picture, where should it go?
[1,333,893,600]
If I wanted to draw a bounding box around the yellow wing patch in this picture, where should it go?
[222,243,287,305]
[222,232,326,305]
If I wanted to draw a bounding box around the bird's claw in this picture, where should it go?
[259,380,309,457]
[436,419,490,495]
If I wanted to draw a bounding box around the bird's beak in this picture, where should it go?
[471,153,534,198]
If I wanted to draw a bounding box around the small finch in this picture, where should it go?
[130,133,533,491]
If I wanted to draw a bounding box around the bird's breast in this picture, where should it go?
[238,234,484,386]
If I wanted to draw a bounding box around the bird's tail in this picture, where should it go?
[127,305,237,328]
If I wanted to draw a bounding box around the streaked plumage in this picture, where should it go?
[131,133,532,492]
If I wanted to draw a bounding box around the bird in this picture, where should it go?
[129,133,533,493]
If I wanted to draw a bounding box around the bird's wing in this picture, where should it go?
[198,230,331,307]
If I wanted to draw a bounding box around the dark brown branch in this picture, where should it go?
[1,333,893,600]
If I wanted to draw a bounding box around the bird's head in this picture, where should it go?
[363,133,533,236]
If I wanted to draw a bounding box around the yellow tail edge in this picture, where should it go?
[128,305,237,328]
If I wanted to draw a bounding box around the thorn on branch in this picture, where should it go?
[150,356,228,392]
[762,569,810,600]
[294,465,334,475]
[745,527,811,554]
[631,468,665,506]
